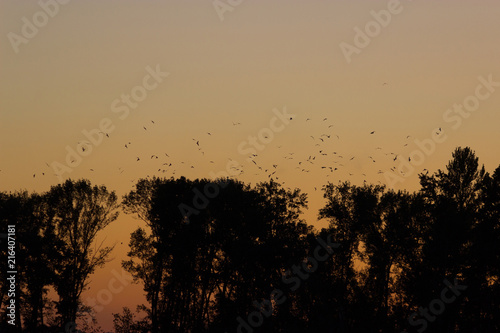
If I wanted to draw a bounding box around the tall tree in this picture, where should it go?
[46,179,119,328]
[122,177,172,333]
[461,164,500,331]
[412,147,486,332]
[318,182,377,331]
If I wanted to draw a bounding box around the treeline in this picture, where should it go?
[1,147,499,332]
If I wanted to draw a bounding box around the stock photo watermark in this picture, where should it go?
[178,106,295,223]
[5,225,17,326]
[401,277,467,333]
[7,0,72,54]
[384,74,499,187]
[50,64,169,181]
[82,268,134,327]
[213,0,245,22]
[339,0,411,64]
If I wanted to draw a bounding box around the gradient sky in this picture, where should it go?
[1,0,500,330]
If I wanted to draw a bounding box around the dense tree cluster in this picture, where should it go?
[0,180,118,332]
[1,147,499,332]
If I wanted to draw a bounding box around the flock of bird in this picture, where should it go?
[12,116,445,188]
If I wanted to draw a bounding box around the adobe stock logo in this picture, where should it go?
[213,0,244,22]
[384,74,499,188]
[402,278,467,333]
[339,0,412,64]
[178,106,295,224]
[236,107,295,162]
[7,0,72,54]
[82,268,134,327]
[51,64,169,181]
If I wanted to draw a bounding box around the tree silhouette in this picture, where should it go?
[46,179,119,329]
[0,191,64,332]
[408,147,485,332]
[113,306,150,333]
[122,177,310,332]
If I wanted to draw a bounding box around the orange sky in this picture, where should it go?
[1,0,500,330]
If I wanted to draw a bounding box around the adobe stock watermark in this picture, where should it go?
[339,0,411,64]
[7,0,72,54]
[178,106,295,223]
[385,74,499,187]
[235,234,340,333]
[236,107,294,162]
[213,0,244,22]
[401,277,467,333]
[82,268,134,327]
[51,64,169,181]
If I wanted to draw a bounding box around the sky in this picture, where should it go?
[1,0,500,330]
